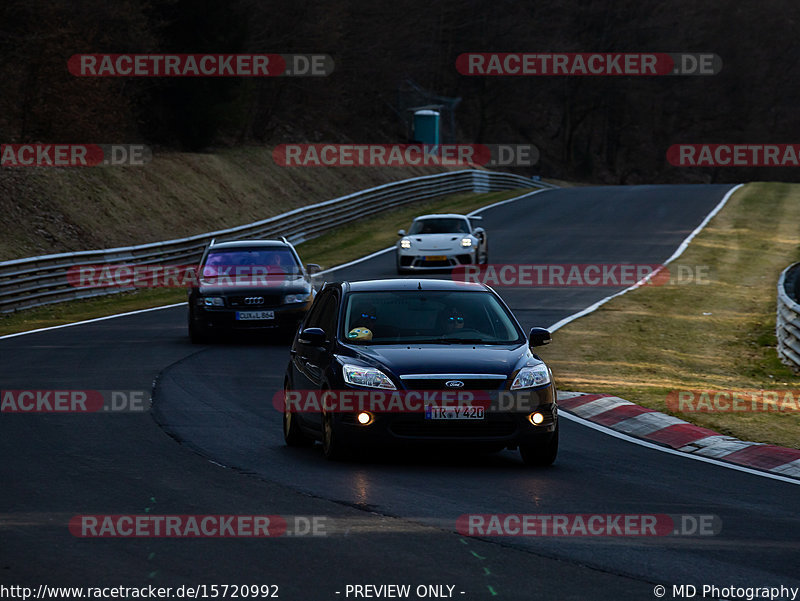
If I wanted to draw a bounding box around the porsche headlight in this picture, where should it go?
[511,365,551,389]
[342,364,396,390]
[461,238,473,247]
[400,238,412,249]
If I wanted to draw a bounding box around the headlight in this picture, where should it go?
[342,364,396,390]
[400,238,412,249]
[510,365,551,389]
[283,292,312,304]
[203,296,225,307]
[461,238,473,247]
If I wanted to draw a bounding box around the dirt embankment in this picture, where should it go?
[0,147,453,261]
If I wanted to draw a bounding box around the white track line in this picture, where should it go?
[548,183,743,332]
[0,303,186,341]
[560,411,800,486]
[316,247,395,275]
[467,187,551,216]
[316,187,552,276]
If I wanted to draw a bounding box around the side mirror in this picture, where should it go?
[397,229,406,237]
[528,327,552,348]
[298,327,326,346]
[305,263,321,275]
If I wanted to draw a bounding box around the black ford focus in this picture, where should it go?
[282,279,558,465]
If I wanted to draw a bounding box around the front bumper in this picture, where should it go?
[192,304,307,331]
[397,249,477,270]
[324,384,557,449]
[330,404,557,448]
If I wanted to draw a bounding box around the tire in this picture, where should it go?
[479,244,489,265]
[519,425,558,466]
[322,409,349,460]
[283,385,313,447]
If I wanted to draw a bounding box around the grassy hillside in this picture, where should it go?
[0,147,456,260]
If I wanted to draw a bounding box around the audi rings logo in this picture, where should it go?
[445,380,465,388]
[244,297,264,305]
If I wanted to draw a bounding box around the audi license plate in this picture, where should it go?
[236,310,274,321]
[425,405,484,420]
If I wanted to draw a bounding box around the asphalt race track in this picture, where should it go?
[4,184,799,601]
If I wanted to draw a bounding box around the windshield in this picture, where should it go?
[342,290,523,345]
[202,248,301,278]
[408,218,470,235]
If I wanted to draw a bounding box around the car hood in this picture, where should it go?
[349,344,536,379]
[403,233,472,251]
[197,275,310,295]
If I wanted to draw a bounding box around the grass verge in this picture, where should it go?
[0,188,532,336]
[537,182,800,449]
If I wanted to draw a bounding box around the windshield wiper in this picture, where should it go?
[405,338,489,344]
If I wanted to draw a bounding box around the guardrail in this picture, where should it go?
[776,262,800,371]
[0,169,547,313]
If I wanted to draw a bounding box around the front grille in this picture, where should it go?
[456,254,473,264]
[391,419,516,438]
[228,294,282,308]
[400,256,414,267]
[417,259,451,267]
[402,378,507,391]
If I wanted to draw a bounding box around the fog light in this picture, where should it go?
[357,411,374,425]
[528,412,544,425]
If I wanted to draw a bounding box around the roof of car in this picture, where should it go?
[413,213,469,220]
[209,239,290,249]
[343,279,487,292]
